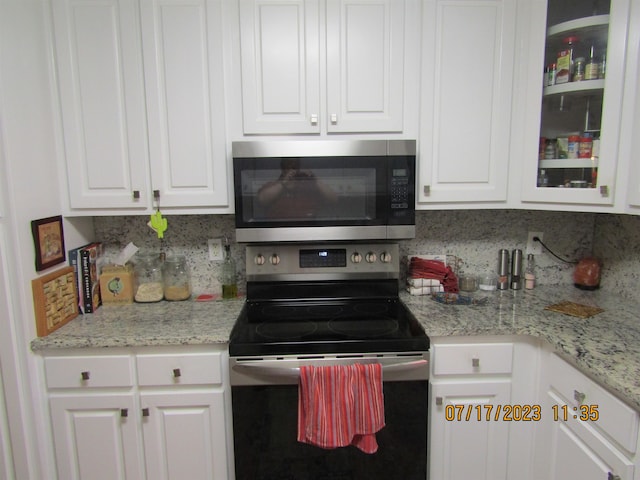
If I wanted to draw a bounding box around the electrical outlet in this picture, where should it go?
[208,238,224,261]
[526,231,543,255]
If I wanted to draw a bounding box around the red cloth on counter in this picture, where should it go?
[297,364,385,454]
[408,257,459,293]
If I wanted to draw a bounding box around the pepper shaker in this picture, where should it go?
[510,249,523,290]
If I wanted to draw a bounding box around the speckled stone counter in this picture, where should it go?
[30,287,640,411]
[402,286,640,410]
[30,298,244,350]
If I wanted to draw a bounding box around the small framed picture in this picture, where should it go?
[31,215,65,271]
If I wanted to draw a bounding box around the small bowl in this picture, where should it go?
[458,275,478,292]
[478,274,497,291]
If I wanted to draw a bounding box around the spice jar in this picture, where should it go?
[579,135,593,158]
[134,253,164,303]
[163,256,192,301]
[573,57,585,81]
[556,36,578,84]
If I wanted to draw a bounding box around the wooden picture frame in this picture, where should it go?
[31,215,65,271]
[32,266,79,336]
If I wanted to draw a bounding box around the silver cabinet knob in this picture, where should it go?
[142,408,150,417]
[608,473,621,480]
[330,113,338,124]
[435,396,443,406]
[173,368,181,378]
[81,371,90,381]
[310,114,318,125]
[574,390,586,404]
[472,358,480,368]
[423,185,431,196]
[132,190,140,200]
[600,185,610,197]
[120,408,128,418]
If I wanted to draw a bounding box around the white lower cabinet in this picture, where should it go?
[429,340,515,480]
[43,347,231,480]
[534,352,639,480]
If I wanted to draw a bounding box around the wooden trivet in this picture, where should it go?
[544,301,604,319]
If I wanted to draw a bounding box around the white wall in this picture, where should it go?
[0,0,93,477]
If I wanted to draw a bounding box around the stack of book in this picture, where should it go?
[68,242,103,314]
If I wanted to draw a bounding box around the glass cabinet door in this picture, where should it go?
[520,0,630,206]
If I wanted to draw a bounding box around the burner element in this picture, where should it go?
[328,319,399,338]
[256,321,318,340]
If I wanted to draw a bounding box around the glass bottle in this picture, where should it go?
[163,255,191,301]
[134,253,164,303]
[537,169,549,187]
[221,244,238,299]
[525,254,536,290]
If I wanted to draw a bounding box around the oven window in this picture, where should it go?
[236,157,382,224]
[231,381,428,480]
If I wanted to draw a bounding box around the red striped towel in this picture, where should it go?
[297,363,385,454]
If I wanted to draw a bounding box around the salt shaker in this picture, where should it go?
[497,249,509,290]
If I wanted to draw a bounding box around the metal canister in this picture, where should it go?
[497,249,509,290]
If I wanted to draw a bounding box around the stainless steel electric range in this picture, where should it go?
[228,242,429,480]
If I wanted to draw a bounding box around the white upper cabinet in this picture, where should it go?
[238,0,411,135]
[622,0,640,212]
[52,0,229,213]
[140,0,229,209]
[52,0,150,210]
[518,0,631,208]
[417,0,516,205]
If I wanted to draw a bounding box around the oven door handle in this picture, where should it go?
[232,359,428,379]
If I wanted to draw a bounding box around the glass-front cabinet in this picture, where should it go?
[520,0,631,206]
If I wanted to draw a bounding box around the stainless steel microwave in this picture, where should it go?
[232,140,416,243]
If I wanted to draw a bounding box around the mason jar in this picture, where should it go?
[162,255,191,301]
[133,253,164,303]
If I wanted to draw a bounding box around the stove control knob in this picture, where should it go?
[365,252,377,263]
[254,254,266,266]
[350,252,362,263]
[380,252,392,263]
[270,254,281,265]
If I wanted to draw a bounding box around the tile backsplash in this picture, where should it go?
[94,210,640,302]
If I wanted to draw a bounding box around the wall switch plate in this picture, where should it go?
[208,238,224,261]
[526,232,543,255]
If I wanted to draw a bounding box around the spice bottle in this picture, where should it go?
[573,57,585,81]
[221,244,237,299]
[163,255,191,301]
[525,254,536,290]
[537,169,549,187]
[134,253,164,303]
[585,46,599,80]
[556,36,578,84]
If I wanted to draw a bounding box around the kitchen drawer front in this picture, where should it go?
[45,355,134,389]
[136,352,222,386]
[432,343,513,376]
[548,354,639,453]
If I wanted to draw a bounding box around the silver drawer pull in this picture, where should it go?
[472,358,480,368]
[81,371,90,381]
[173,368,181,378]
[574,390,586,404]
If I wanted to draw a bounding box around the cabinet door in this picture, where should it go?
[519,0,631,207]
[623,0,640,210]
[429,381,511,480]
[239,0,321,134]
[52,0,151,210]
[141,390,229,480]
[49,394,144,480]
[542,392,634,480]
[140,0,229,208]
[418,0,516,204]
[325,0,405,133]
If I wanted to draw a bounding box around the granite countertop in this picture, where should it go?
[31,286,640,410]
[402,286,640,410]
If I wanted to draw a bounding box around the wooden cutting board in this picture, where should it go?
[544,301,604,319]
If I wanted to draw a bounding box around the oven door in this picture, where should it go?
[229,354,428,480]
[232,140,415,242]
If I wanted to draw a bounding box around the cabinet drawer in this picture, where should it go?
[45,355,134,388]
[433,343,513,376]
[136,352,222,386]
[548,354,639,453]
